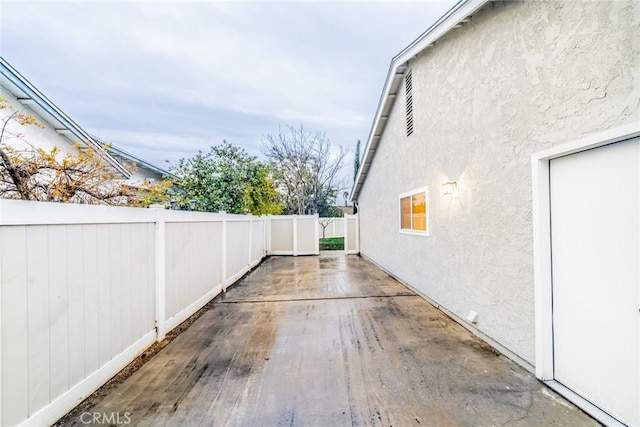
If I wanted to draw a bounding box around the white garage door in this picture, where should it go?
[550,137,639,426]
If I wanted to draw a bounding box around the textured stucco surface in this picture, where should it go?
[357,0,640,365]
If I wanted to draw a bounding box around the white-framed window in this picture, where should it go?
[399,186,429,236]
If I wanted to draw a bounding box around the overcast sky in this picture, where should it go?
[1,0,456,175]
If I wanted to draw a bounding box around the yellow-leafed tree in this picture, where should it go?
[0,97,140,205]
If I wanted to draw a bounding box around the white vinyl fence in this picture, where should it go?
[318,217,345,238]
[267,215,320,256]
[317,215,359,254]
[0,201,356,426]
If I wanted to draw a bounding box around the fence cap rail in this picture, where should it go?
[268,214,319,219]
[0,199,264,226]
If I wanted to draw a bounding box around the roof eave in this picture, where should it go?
[108,146,175,179]
[0,57,132,178]
[91,135,174,179]
[350,0,490,202]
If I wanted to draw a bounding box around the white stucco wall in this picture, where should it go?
[1,87,80,157]
[118,160,164,186]
[127,169,159,185]
[357,0,640,365]
[1,87,163,188]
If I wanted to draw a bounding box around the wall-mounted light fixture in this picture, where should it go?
[442,181,458,196]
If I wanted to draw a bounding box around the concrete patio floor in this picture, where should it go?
[65,255,597,426]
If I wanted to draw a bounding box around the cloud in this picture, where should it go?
[1,0,457,178]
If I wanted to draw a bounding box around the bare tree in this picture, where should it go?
[318,217,335,239]
[262,125,348,215]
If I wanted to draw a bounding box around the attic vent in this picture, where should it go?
[405,71,414,136]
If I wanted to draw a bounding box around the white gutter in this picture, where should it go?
[350,0,490,201]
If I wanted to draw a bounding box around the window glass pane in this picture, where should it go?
[400,197,411,229]
[412,192,427,231]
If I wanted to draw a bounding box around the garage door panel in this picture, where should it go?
[550,138,639,426]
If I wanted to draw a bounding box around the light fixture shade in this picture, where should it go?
[442,181,458,196]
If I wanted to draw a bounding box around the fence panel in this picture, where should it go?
[334,219,346,238]
[0,201,268,427]
[165,221,222,326]
[318,217,345,238]
[267,215,319,256]
[317,216,358,254]
[346,215,359,254]
[2,225,28,426]
[296,216,318,255]
[269,217,294,254]
[0,213,156,427]
[225,218,251,286]
[0,200,356,426]
[250,218,266,266]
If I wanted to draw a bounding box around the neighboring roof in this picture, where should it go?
[91,134,173,179]
[350,0,490,201]
[0,56,132,177]
[336,206,354,215]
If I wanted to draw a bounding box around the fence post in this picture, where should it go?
[314,214,320,255]
[248,216,253,267]
[355,214,360,254]
[343,215,349,255]
[152,206,166,341]
[263,216,268,257]
[220,211,227,291]
[293,215,298,256]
